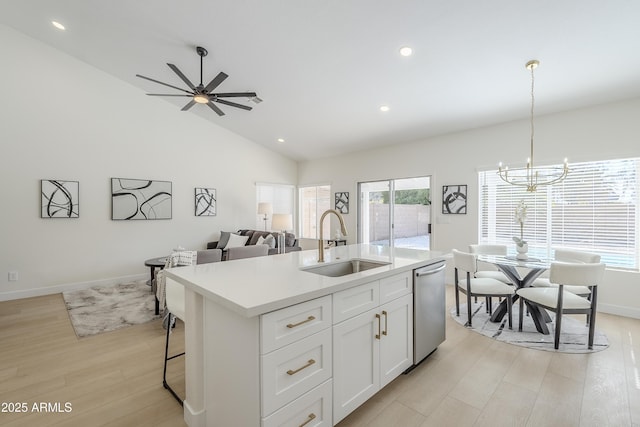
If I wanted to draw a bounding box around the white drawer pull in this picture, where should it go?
[287,315,315,329]
[299,413,316,427]
[286,359,316,375]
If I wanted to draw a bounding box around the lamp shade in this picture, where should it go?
[271,213,293,231]
[257,202,273,215]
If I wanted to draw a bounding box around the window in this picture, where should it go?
[479,158,640,270]
[299,185,331,239]
[256,183,295,231]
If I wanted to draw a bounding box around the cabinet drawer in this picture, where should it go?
[262,329,332,416]
[262,379,332,427]
[261,296,332,354]
[380,271,412,304]
[333,281,379,324]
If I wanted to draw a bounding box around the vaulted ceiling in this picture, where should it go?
[2,1,640,160]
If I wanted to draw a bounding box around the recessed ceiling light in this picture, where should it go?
[379,105,390,112]
[277,138,285,143]
[51,21,66,30]
[399,46,413,57]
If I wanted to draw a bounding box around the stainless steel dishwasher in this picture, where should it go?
[412,260,446,367]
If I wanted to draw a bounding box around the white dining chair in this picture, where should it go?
[163,248,222,405]
[469,244,512,284]
[453,249,515,329]
[532,249,601,296]
[469,244,513,313]
[516,262,605,349]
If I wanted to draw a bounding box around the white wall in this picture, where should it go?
[298,97,640,318]
[0,25,297,299]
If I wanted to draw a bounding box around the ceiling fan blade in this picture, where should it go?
[167,63,196,90]
[147,94,192,97]
[213,92,257,98]
[136,74,192,94]
[206,101,225,116]
[203,72,229,93]
[181,100,196,111]
[214,98,253,111]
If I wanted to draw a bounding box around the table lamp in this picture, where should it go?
[271,213,293,254]
[257,202,273,231]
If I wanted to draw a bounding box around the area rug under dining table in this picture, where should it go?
[451,300,608,353]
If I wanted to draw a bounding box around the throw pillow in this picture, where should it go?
[218,231,232,249]
[256,236,266,245]
[225,233,249,249]
[263,234,276,248]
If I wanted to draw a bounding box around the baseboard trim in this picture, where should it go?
[0,273,148,302]
[599,303,640,320]
[183,400,205,427]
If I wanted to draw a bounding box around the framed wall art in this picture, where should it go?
[111,178,172,220]
[195,187,216,216]
[41,179,79,218]
[442,184,467,214]
[335,192,349,214]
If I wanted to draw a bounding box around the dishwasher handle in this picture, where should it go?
[415,262,446,277]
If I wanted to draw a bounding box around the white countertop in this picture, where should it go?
[164,244,446,317]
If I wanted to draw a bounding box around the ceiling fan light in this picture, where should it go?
[193,94,209,104]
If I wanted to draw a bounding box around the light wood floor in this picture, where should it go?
[1,287,639,426]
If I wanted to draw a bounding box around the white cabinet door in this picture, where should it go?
[379,293,413,388]
[332,308,380,424]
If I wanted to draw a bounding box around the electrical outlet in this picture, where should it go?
[8,271,18,281]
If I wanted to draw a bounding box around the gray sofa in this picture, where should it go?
[207,229,302,258]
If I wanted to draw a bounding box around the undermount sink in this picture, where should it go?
[302,259,390,277]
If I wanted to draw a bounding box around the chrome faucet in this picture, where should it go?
[318,209,348,262]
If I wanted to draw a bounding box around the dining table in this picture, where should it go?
[476,254,552,334]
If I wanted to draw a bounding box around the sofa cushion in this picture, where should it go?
[225,233,249,249]
[248,231,272,245]
[285,232,296,247]
[262,234,276,248]
[218,231,232,249]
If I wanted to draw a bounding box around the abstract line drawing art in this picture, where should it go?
[335,192,349,214]
[41,180,79,218]
[111,178,172,220]
[195,187,216,216]
[442,184,467,214]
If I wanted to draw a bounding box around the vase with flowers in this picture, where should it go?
[513,200,528,260]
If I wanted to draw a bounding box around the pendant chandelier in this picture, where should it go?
[498,60,569,192]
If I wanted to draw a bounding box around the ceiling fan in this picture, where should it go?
[136,46,257,116]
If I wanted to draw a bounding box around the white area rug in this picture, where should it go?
[63,280,160,338]
[450,300,608,353]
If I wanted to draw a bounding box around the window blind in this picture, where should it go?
[479,158,639,269]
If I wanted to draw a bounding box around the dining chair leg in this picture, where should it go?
[466,272,472,327]
[554,289,564,350]
[506,295,513,329]
[518,297,524,332]
[588,288,598,349]
[454,269,460,317]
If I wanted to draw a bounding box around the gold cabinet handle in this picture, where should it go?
[375,313,381,339]
[287,315,315,329]
[287,359,316,375]
[382,310,388,336]
[299,413,316,427]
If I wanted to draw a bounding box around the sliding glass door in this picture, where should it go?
[358,176,431,249]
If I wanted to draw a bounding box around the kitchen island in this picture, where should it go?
[165,244,446,427]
